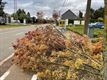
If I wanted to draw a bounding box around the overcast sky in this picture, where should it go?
[3,0,104,18]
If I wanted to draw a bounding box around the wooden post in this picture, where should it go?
[104,0,107,80]
[84,0,91,35]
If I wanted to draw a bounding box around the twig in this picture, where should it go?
[77,64,102,76]
[80,44,102,65]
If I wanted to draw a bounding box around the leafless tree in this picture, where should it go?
[52,10,60,25]
[37,11,44,19]
[36,11,44,23]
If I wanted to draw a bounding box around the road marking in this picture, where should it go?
[16,32,23,36]
[9,47,13,50]
[0,70,10,80]
[0,36,8,39]
[31,74,37,80]
[0,54,14,66]
[0,29,22,35]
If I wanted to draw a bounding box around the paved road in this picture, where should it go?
[1,65,34,80]
[0,25,36,61]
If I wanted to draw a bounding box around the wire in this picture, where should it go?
[60,0,67,11]
[60,0,69,14]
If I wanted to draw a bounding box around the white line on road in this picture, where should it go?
[0,54,14,66]
[16,32,23,36]
[31,74,37,80]
[9,47,13,50]
[0,29,23,35]
[0,70,10,80]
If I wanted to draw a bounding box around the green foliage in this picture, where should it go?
[31,17,36,24]
[90,19,98,23]
[26,12,31,23]
[90,7,104,20]
[90,8,95,19]
[94,7,104,19]
[79,11,83,19]
[98,17,104,22]
[66,25,104,38]
[12,9,31,23]
[0,0,6,16]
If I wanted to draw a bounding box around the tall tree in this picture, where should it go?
[79,11,83,25]
[12,9,26,23]
[36,11,44,19]
[31,17,36,24]
[36,11,44,23]
[26,12,31,23]
[79,11,83,19]
[90,8,95,19]
[18,9,26,23]
[104,0,107,80]
[93,7,104,19]
[0,0,6,16]
[52,10,60,25]
[84,0,91,35]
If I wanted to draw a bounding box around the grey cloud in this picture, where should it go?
[3,0,104,17]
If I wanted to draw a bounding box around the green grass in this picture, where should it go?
[66,25,104,38]
[0,24,29,29]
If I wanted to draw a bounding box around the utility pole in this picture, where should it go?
[84,0,91,35]
[103,0,107,80]
[14,0,18,21]
[14,0,17,13]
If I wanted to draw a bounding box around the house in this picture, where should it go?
[61,9,77,20]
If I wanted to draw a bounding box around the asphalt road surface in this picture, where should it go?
[0,25,36,61]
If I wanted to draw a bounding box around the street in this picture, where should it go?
[0,26,35,61]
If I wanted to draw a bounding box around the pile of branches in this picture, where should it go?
[12,25,103,80]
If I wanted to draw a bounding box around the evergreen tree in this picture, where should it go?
[12,9,27,23]
[79,11,83,19]
[0,0,6,16]
[26,12,31,23]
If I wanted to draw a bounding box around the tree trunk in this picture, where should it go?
[20,19,23,23]
[104,0,107,80]
[84,0,91,35]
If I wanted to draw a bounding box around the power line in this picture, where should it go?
[60,0,69,13]
[60,0,67,11]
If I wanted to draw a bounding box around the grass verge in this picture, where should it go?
[0,24,30,29]
[66,25,104,38]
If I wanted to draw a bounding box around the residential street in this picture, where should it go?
[0,26,35,61]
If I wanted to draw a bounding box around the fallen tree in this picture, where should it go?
[12,25,103,80]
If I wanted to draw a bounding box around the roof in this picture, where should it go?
[61,9,77,20]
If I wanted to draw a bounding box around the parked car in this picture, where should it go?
[89,22,104,29]
[0,17,5,24]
